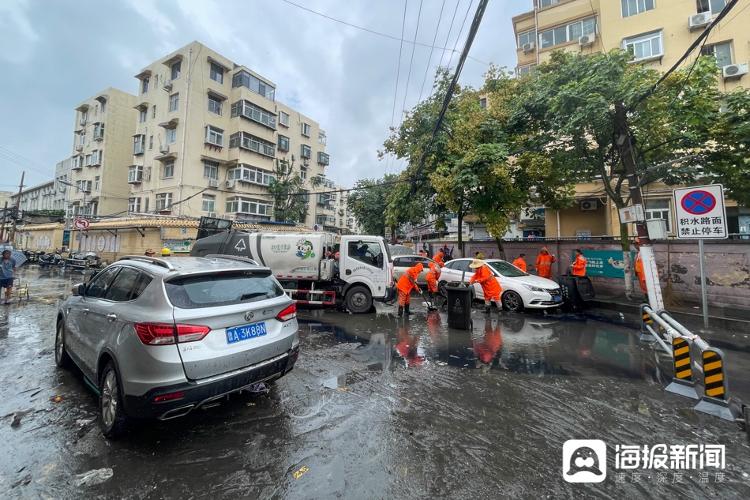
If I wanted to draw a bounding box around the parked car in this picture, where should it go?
[55,255,300,437]
[438,258,562,312]
[391,255,437,285]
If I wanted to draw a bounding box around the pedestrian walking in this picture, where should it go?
[512,253,527,272]
[571,249,587,277]
[1,249,17,305]
[468,259,502,314]
[535,247,556,279]
[396,262,423,317]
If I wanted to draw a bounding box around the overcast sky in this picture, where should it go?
[0,0,529,191]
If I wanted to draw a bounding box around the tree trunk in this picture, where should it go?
[494,237,506,260]
[620,221,634,299]
[457,212,464,258]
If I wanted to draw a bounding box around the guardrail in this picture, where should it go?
[640,304,744,425]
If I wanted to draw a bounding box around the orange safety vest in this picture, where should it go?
[469,264,501,300]
[433,252,445,267]
[571,254,587,277]
[634,253,647,293]
[425,262,440,293]
[512,257,527,272]
[397,263,423,294]
[536,253,555,278]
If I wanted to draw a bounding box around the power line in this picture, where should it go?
[446,0,474,69]
[278,0,488,65]
[417,0,447,104]
[437,0,462,69]
[387,0,410,175]
[400,0,425,119]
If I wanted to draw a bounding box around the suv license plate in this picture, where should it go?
[226,322,267,344]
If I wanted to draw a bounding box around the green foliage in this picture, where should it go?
[268,158,308,223]
[347,175,397,236]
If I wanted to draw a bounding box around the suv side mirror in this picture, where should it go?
[72,283,85,296]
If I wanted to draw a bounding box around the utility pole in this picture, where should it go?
[614,102,664,310]
[0,201,7,242]
[9,171,25,245]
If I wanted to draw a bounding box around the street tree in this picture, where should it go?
[346,175,398,236]
[268,157,308,223]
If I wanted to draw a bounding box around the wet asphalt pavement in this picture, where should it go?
[1,266,750,499]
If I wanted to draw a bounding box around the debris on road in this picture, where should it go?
[75,468,114,487]
[50,395,63,403]
[292,465,310,480]
[11,474,32,489]
[247,383,269,394]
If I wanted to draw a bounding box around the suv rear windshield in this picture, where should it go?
[164,270,284,309]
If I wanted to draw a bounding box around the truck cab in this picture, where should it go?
[338,235,393,313]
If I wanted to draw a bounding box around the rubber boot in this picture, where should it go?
[397,306,403,317]
[484,304,491,314]
[405,304,411,316]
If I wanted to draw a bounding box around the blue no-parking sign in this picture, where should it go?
[673,184,727,239]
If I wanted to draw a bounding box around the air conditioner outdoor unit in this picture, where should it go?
[688,12,711,30]
[208,179,219,188]
[722,63,748,80]
[522,42,535,53]
[159,145,169,154]
[226,180,236,189]
[579,34,595,47]
[580,199,598,211]
[75,145,83,152]
[163,80,173,91]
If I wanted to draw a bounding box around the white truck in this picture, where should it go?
[191,230,394,313]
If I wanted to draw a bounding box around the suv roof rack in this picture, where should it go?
[204,254,260,266]
[118,255,176,271]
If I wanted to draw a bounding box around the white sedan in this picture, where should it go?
[438,258,563,312]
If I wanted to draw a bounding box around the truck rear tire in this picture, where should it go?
[346,286,372,314]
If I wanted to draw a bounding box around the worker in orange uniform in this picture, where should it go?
[512,253,528,272]
[433,249,445,267]
[535,247,556,279]
[425,261,441,303]
[571,249,587,277]
[469,259,502,314]
[396,262,423,317]
[633,240,647,294]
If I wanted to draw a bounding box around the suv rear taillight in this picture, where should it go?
[276,303,297,322]
[134,323,211,345]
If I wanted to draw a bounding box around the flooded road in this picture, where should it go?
[1,266,749,498]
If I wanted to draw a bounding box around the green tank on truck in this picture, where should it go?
[191,230,394,313]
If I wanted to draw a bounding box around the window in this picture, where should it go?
[91,150,102,165]
[163,161,174,178]
[203,160,219,180]
[156,192,172,211]
[228,132,276,157]
[479,97,488,109]
[645,199,671,231]
[317,151,329,165]
[202,194,216,213]
[623,31,663,61]
[152,105,156,119]
[164,271,284,309]
[539,17,596,48]
[225,196,273,216]
[141,77,149,94]
[318,131,326,145]
[231,70,276,100]
[230,100,277,128]
[169,93,179,112]
[166,127,177,144]
[209,62,224,83]
[278,135,290,152]
[301,144,311,159]
[227,165,275,186]
[170,60,181,80]
[128,197,141,213]
[105,267,152,302]
[622,0,655,17]
[94,176,100,191]
[279,110,290,127]
[697,0,726,14]
[447,259,472,272]
[538,0,560,6]
[517,64,537,77]
[518,29,536,47]
[701,41,733,68]
[149,135,154,150]
[205,125,224,146]
[300,166,307,180]
[488,261,527,277]
[93,122,104,140]
[301,122,311,137]
[347,241,384,268]
[85,267,120,299]
[128,166,143,183]
[208,94,223,115]
[85,154,92,166]
[139,107,147,123]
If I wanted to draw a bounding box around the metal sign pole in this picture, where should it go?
[698,239,708,329]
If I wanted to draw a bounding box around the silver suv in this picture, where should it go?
[55,255,299,437]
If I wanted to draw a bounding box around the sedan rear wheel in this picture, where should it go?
[502,290,524,312]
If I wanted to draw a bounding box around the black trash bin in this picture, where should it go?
[446,283,473,330]
[558,274,595,311]
[574,276,595,301]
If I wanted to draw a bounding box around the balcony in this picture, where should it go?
[317,152,330,166]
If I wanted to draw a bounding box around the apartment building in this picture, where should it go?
[512,0,750,237]
[10,181,56,213]
[68,87,138,217]
[128,41,331,228]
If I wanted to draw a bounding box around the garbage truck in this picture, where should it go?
[191,229,393,313]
